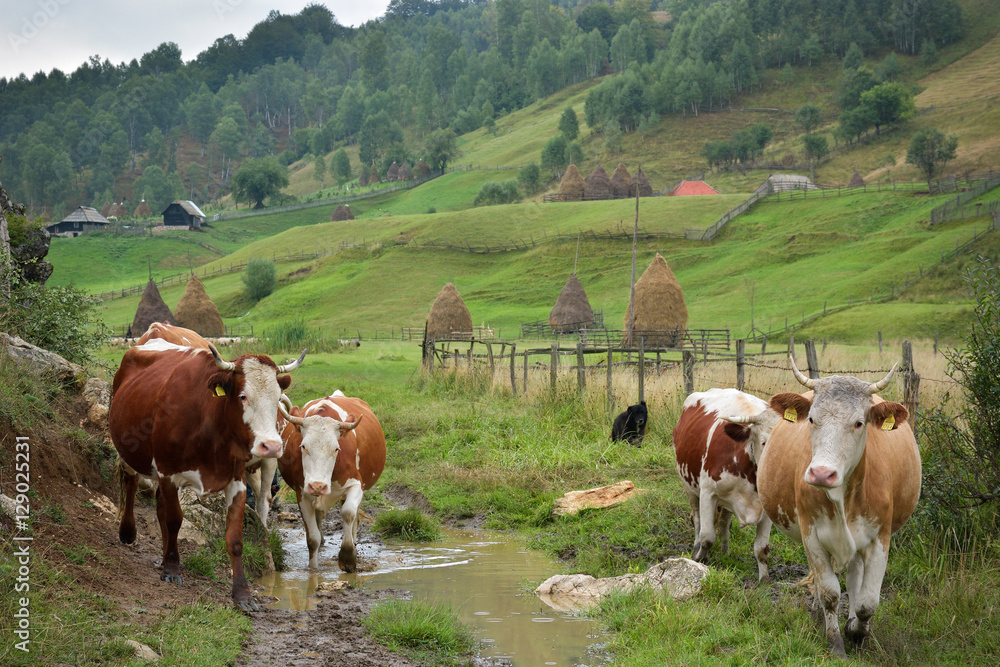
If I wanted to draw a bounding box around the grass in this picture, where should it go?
[185,532,285,581]
[363,599,476,665]
[372,508,442,542]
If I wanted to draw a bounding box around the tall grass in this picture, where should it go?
[372,508,442,542]
[363,599,476,664]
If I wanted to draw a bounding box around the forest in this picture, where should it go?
[0,0,964,217]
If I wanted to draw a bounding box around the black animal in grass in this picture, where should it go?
[611,401,648,446]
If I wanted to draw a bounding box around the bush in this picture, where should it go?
[242,258,276,301]
[473,179,521,207]
[518,163,542,194]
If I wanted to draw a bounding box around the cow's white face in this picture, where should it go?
[746,408,782,464]
[804,376,873,494]
[297,416,344,496]
[240,357,285,458]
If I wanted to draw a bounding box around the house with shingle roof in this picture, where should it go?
[162,200,206,229]
[46,206,110,237]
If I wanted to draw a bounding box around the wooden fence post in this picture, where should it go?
[510,344,517,396]
[607,347,614,411]
[878,331,883,353]
[454,348,460,372]
[805,339,820,379]
[487,342,495,374]
[736,339,745,391]
[760,334,767,355]
[550,343,558,392]
[788,334,795,360]
[523,351,529,391]
[576,342,586,393]
[683,351,695,395]
[638,336,645,403]
[902,340,921,437]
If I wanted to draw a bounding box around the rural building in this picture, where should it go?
[668,181,720,196]
[756,174,819,195]
[162,200,206,228]
[46,206,110,237]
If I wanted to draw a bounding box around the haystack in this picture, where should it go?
[549,274,594,333]
[623,253,688,347]
[100,201,112,218]
[585,165,612,200]
[386,161,399,182]
[359,171,369,187]
[414,159,429,178]
[611,163,631,199]
[344,204,355,220]
[332,205,348,221]
[426,282,473,340]
[557,164,585,201]
[132,280,175,335]
[110,202,128,218]
[134,200,152,219]
[398,162,412,181]
[848,170,865,188]
[174,274,224,336]
[369,167,380,184]
[631,168,653,197]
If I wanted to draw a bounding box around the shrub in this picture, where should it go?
[473,179,521,207]
[242,258,276,301]
[518,163,542,193]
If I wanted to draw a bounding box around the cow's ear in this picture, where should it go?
[277,374,292,391]
[207,372,233,397]
[723,422,751,442]
[770,393,811,422]
[869,401,908,430]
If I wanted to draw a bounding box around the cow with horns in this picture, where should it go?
[109,324,306,611]
[757,359,921,657]
[277,391,386,572]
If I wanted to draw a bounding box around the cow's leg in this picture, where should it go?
[686,491,701,551]
[338,484,364,572]
[806,541,846,658]
[117,459,139,544]
[692,487,718,562]
[753,515,773,584]
[224,477,257,612]
[155,478,183,585]
[846,541,886,645]
[299,498,323,569]
[716,508,733,555]
[246,459,277,529]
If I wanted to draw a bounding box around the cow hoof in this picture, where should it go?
[692,545,709,563]
[119,526,137,544]
[845,618,869,645]
[237,598,260,613]
[160,573,183,585]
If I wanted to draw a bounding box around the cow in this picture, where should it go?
[277,391,386,572]
[673,388,782,582]
[137,323,281,527]
[757,359,921,657]
[611,401,648,446]
[109,325,306,611]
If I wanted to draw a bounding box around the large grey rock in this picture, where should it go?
[11,226,53,284]
[82,377,111,427]
[124,639,160,661]
[0,332,84,383]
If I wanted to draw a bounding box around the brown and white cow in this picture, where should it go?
[137,323,280,527]
[109,325,305,610]
[757,359,921,657]
[673,388,781,582]
[277,391,386,572]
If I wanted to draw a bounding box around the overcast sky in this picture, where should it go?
[1,1,391,80]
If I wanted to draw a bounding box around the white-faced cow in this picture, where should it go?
[110,324,305,610]
[137,323,280,527]
[757,359,920,657]
[673,388,782,582]
[277,392,386,572]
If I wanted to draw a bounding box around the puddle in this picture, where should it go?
[259,525,610,666]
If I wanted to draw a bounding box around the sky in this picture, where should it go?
[1,0,392,80]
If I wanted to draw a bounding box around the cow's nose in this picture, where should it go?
[806,466,838,487]
[254,440,282,458]
[307,482,329,495]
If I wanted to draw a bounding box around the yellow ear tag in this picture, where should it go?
[784,407,797,422]
[881,414,895,431]
[214,385,226,397]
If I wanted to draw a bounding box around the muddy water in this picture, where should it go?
[259,526,609,666]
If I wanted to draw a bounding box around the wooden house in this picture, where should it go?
[46,206,110,237]
[162,200,206,228]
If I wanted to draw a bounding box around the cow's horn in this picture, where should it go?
[721,414,756,424]
[338,414,363,430]
[277,396,304,426]
[277,348,307,373]
[869,363,898,394]
[790,355,815,389]
[210,344,236,371]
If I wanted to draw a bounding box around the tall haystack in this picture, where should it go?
[359,171,369,187]
[369,167,380,184]
[414,159,429,178]
[132,280,175,335]
[549,274,594,333]
[426,282,473,340]
[848,170,865,188]
[386,161,400,182]
[398,162,412,181]
[631,168,653,197]
[585,165,612,200]
[174,274,224,336]
[611,163,631,199]
[134,199,152,219]
[344,204,355,220]
[110,202,128,218]
[557,164,586,201]
[100,201,112,218]
[623,253,688,347]
[332,205,348,221]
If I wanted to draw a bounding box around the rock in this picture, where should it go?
[1,493,18,520]
[276,511,299,522]
[82,377,111,408]
[11,226,53,285]
[315,580,348,596]
[124,639,160,661]
[552,480,643,516]
[535,557,709,611]
[1,333,85,384]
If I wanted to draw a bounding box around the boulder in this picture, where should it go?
[11,226,53,285]
[0,333,84,384]
[552,480,643,516]
[124,639,160,661]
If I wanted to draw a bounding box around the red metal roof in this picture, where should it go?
[668,181,720,196]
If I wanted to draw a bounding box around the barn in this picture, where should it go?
[162,200,206,229]
[46,206,110,237]
[668,181,720,196]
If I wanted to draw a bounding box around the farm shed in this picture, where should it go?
[47,206,110,237]
[132,280,176,335]
[549,274,595,333]
[624,253,688,347]
[426,282,473,340]
[174,274,224,336]
[162,200,206,229]
[668,181,720,196]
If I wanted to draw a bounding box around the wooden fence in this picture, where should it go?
[929,171,1000,224]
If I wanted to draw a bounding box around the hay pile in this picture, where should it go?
[344,204,355,220]
[110,202,128,218]
[848,170,865,188]
[558,164,586,201]
[332,205,349,221]
[585,165,612,199]
[174,274,224,336]
[134,200,152,219]
[414,159,429,178]
[623,253,688,347]
[386,162,399,181]
[632,168,653,197]
[369,167,380,184]
[398,162,412,181]
[359,171,369,187]
[549,274,594,333]
[426,282,473,340]
[100,202,112,218]
[132,280,175,335]
[611,163,631,199]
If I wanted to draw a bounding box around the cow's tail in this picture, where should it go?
[114,456,134,520]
